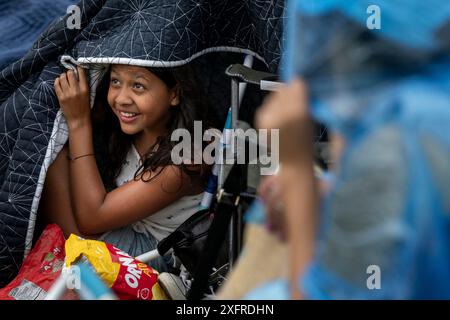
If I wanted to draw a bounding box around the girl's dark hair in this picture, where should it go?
[93,64,216,192]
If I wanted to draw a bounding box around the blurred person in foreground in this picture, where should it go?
[250,0,450,299]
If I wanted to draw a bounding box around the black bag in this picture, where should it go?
[156,208,228,276]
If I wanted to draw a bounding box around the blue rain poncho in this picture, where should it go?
[248,0,450,299]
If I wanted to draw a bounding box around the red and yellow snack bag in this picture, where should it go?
[65,235,167,300]
[0,224,77,300]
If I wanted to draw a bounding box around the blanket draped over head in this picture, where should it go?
[0,0,77,70]
[0,0,285,286]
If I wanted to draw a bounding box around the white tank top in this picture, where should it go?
[115,144,203,241]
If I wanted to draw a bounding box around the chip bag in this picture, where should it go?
[0,224,77,300]
[65,235,167,300]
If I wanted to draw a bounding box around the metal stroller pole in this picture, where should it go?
[227,54,254,269]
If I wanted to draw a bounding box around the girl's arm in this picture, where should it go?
[54,67,195,235]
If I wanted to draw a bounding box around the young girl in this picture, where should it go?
[39,64,213,272]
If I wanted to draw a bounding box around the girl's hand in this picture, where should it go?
[54,66,90,128]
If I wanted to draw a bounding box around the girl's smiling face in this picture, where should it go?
[107,65,179,138]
